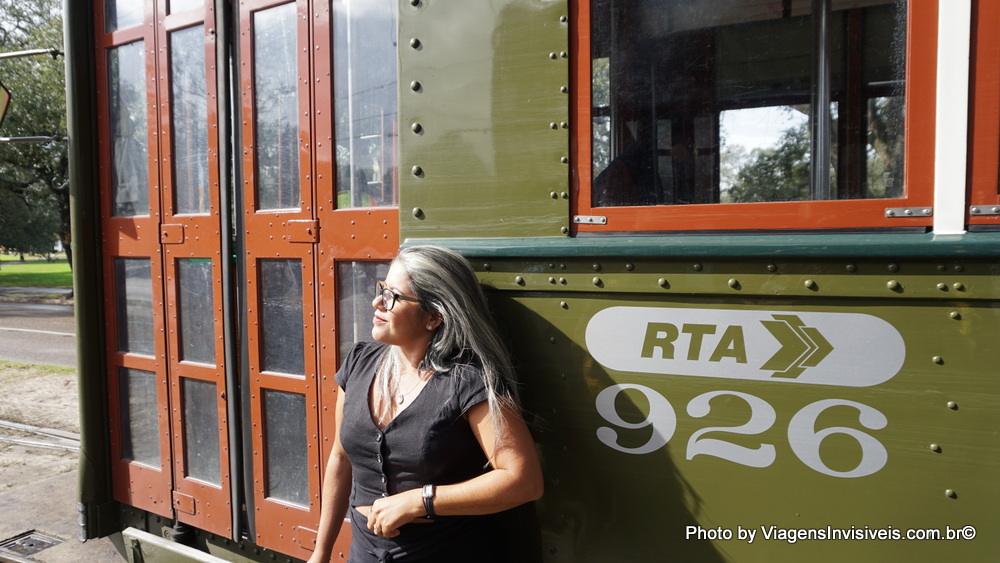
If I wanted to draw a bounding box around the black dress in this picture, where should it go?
[335,341,505,563]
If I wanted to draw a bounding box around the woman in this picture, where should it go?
[308,245,544,563]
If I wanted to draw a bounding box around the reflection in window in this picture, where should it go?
[337,261,390,361]
[591,0,906,207]
[254,3,299,210]
[120,368,160,467]
[264,390,308,506]
[105,0,143,32]
[259,259,305,375]
[109,41,149,216]
[182,378,221,484]
[178,259,215,364]
[115,258,155,355]
[334,0,398,208]
[171,25,210,214]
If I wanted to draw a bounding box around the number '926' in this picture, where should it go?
[595,385,889,478]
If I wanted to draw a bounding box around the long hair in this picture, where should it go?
[373,245,518,433]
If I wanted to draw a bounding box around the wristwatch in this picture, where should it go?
[422,484,436,518]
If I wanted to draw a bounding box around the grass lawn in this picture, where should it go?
[0,258,73,288]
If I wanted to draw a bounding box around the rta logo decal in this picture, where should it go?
[586,307,904,387]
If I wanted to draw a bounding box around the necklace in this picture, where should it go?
[395,373,426,405]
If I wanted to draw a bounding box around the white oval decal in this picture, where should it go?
[585,307,905,387]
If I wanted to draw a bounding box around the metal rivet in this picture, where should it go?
[560,226,569,234]
[937,283,947,290]
[559,86,568,93]
[550,337,557,344]
[412,207,424,219]
[937,264,947,272]
[728,278,740,289]
[693,263,703,271]
[549,52,558,60]
[410,80,421,91]
[954,265,965,272]
[548,277,556,284]
[658,278,668,288]
[888,263,899,272]
[560,51,568,58]
[886,280,899,290]
[560,301,568,309]
[409,37,421,49]
[945,489,957,499]
[483,263,491,271]
[560,156,569,164]
[410,0,419,6]
[947,401,958,410]
[411,165,423,176]
[559,15,567,22]
[950,311,961,320]
[804,279,817,289]
[932,356,943,365]
[549,122,558,130]
[411,122,422,133]
[886,210,896,217]
[930,444,941,453]
[560,122,568,129]
[953,282,965,291]
[558,277,567,284]
[593,277,602,286]
[846,264,857,272]
[625,263,634,271]
[550,192,558,199]
[767,264,777,273]
[561,192,569,199]
[515,276,525,285]
[592,264,601,271]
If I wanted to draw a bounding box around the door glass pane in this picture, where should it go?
[182,378,221,484]
[171,25,211,215]
[105,0,143,32]
[178,258,215,364]
[170,0,203,13]
[115,258,155,355]
[336,261,390,361]
[254,3,299,210]
[120,368,160,466]
[259,259,305,375]
[334,0,398,208]
[109,41,150,217]
[264,390,308,506]
[591,0,907,207]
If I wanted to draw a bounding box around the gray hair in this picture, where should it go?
[374,245,518,432]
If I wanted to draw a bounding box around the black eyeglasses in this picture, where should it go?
[376,281,423,311]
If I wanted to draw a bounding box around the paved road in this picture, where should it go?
[0,301,76,368]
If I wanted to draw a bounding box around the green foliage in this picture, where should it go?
[0,0,68,258]
[726,122,811,203]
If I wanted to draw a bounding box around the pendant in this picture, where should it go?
[396,394,405,405]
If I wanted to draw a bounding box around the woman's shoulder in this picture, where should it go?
[336,340,387,387]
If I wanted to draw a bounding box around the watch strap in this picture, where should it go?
[422,484,436,517]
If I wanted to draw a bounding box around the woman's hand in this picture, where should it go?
[364,488,426,538]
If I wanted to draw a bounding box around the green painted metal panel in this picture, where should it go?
[480,258,1000,562]
[398,0,570,239]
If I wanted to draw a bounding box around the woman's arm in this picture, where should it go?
[307,388,352,563]
[366,402,543,535]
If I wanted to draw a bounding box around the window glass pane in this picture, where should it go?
[334,0,398,208]
[259,259,305,375]
[336,261,390,361]
[178,258,215,364]
[170,0,203,13]
[109,41,149,217]
[182,378,221,484]
[120,367,160,466]
[591,0,906,208]
[171,25,211,215]
[254,3,300,210]
[105,0,143,32]
[264,390,308,506]
[115,258,155,355]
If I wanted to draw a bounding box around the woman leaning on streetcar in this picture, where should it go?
[307,245,544,563]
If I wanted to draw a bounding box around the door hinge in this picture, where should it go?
[970,205,1000,216]
[884,207,932,218]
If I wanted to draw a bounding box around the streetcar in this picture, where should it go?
[64,0,999,561]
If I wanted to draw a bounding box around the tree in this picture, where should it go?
[725,121,811,204]
[0,0,68,265]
